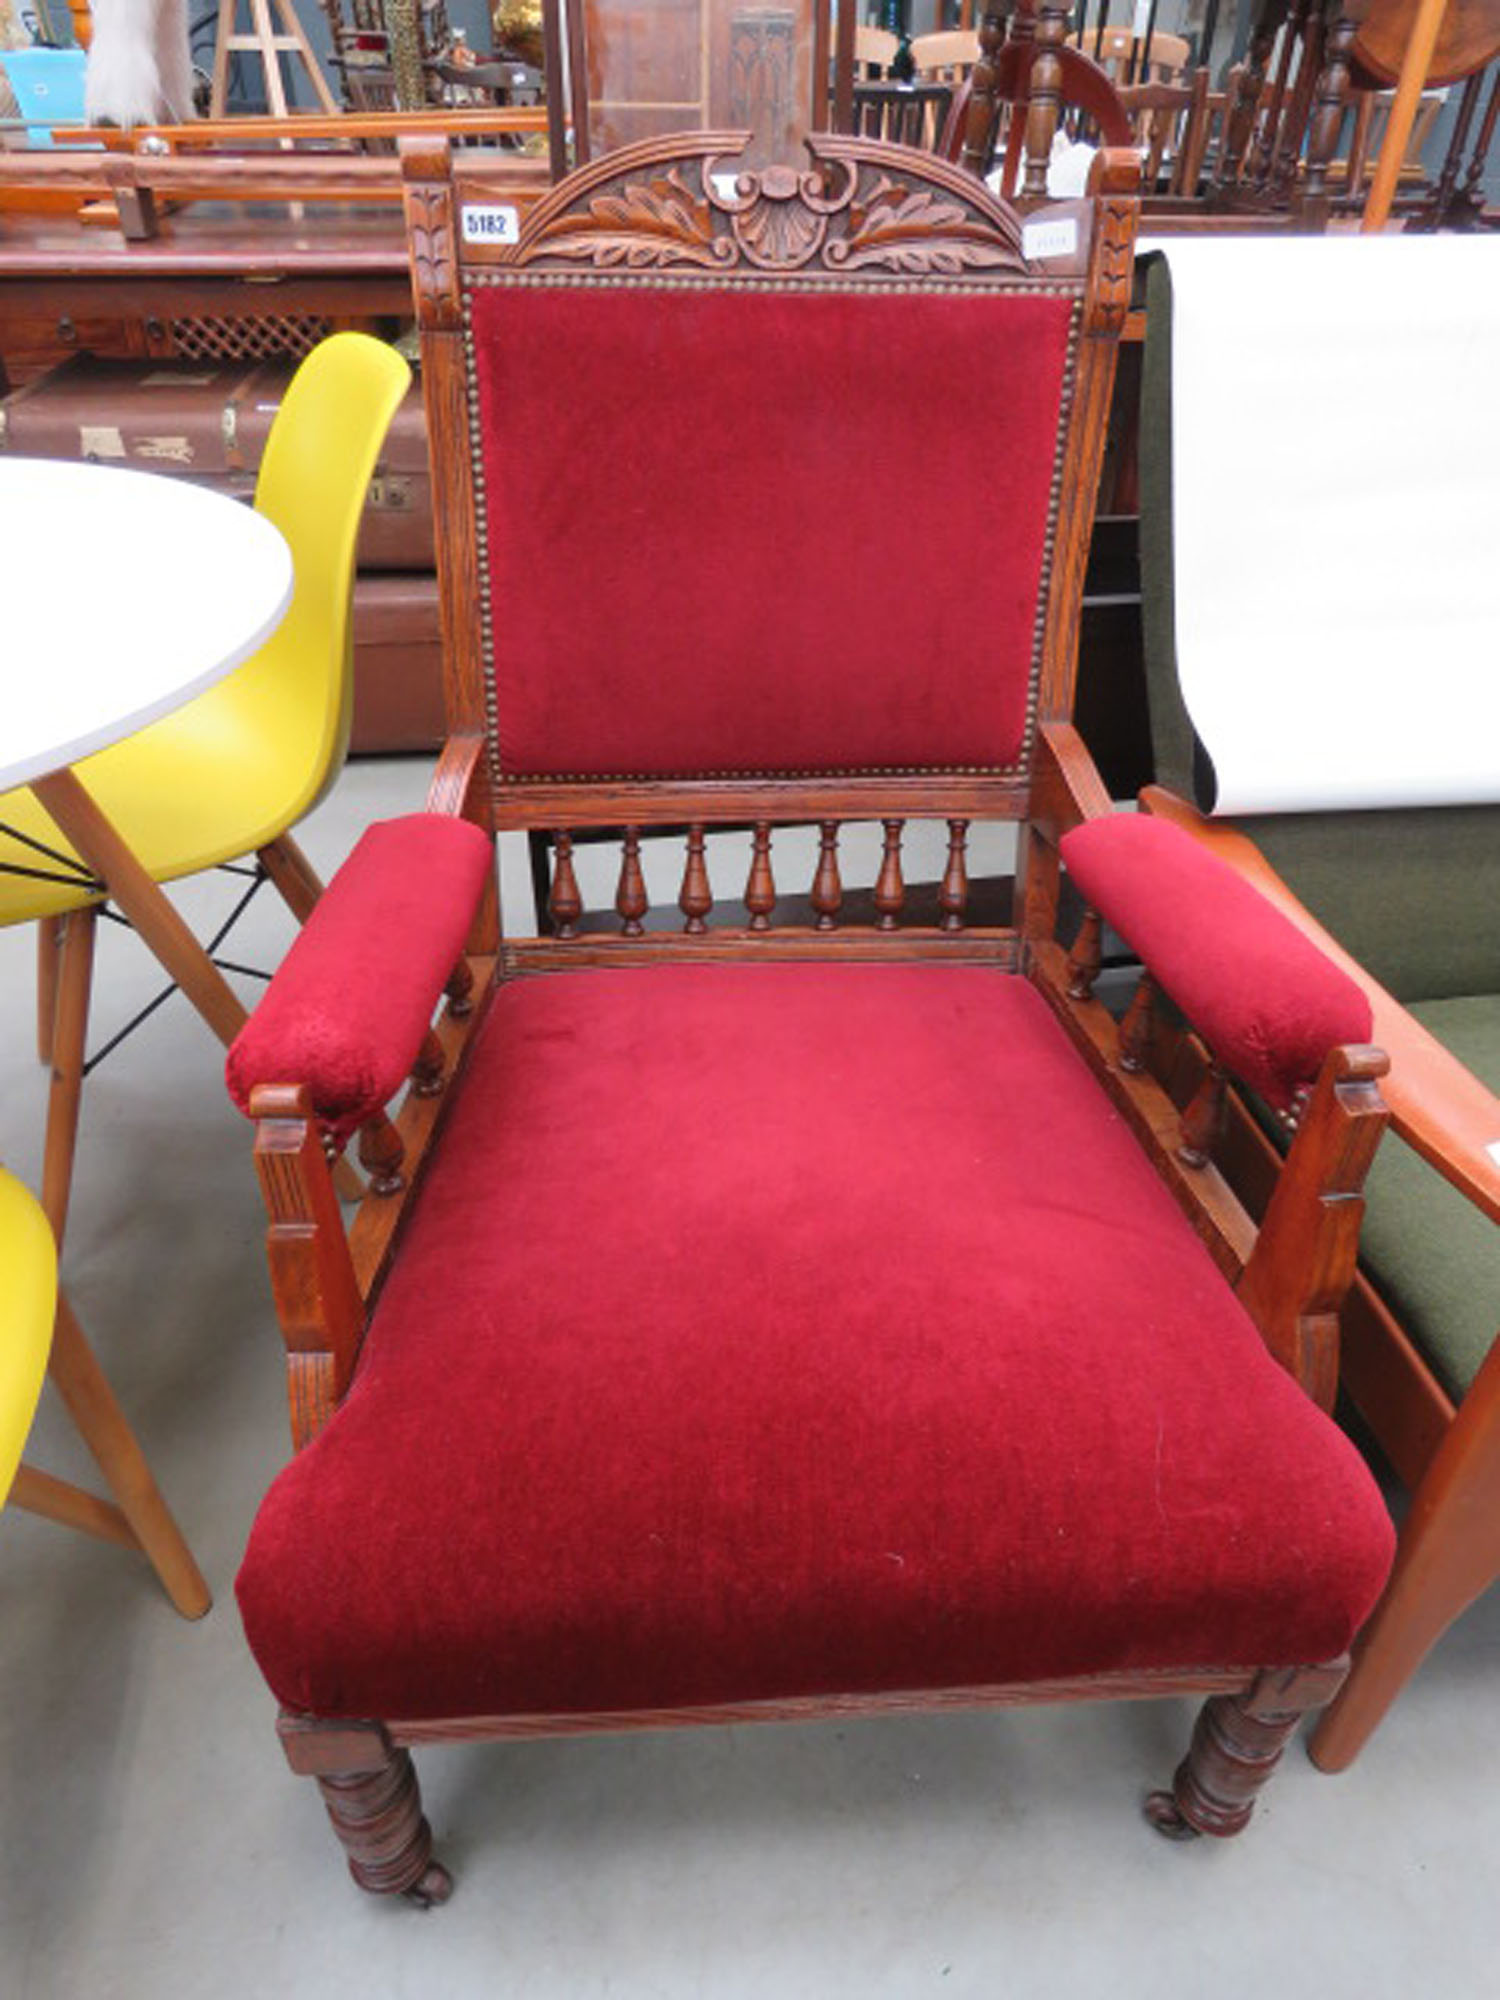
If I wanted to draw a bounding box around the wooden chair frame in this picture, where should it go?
[234,131,1394,1901]
[1140,787,1500,1769]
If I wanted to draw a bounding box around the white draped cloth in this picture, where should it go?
[1141,235,1500,816]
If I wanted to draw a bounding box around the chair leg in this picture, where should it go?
[1145,1661,1347,1839]
[257,832,325,926]
[36,914,64,1066]
[277,1715,452,1905]
[46,1289,211,1619]
[41,906,97,1251]
[1311,1340,1500,1772]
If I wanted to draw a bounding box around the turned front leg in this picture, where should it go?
[1145,1661,1347,1839]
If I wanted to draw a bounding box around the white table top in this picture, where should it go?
[0,457,294,793]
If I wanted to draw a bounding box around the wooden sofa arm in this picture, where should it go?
[1142,786,1500,1224]
[426,731,488,823]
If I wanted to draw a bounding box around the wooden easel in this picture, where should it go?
[210,0,342,118]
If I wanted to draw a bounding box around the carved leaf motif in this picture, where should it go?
[407,186,458,324]
[531,169,732,269]
[830,180,1026,275]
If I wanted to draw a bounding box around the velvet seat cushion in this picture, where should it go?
[1358,993,1500,1401]
[237,965,1393,1723]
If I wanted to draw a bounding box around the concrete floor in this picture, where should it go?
[1,759,1496,1998]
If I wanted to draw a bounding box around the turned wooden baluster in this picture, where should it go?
[1116,971,1156,1073]
[445,955,474,1017]
[1067,907,1103,1000]
[1249,0,1307,191]
[938,820,970,933]
[616,827,648,937]
[680,824,713,934]
[1215,1,1281,196]
[549,830,582,940]
[1273,4,1327,205]
[1179,1058,1228,1168]
[358,1112,406,1195]
[745,824,776,932]
[811,822,843,931]
[1302,2,1359,214]
[874,820,906,932]
[410,1028,447,1098]
[1023,1,1070,204]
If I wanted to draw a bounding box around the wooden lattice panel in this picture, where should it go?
[168,313,332,361]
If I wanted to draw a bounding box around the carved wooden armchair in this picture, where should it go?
[222,134,1397,1903]
[1136,236,1500,1768]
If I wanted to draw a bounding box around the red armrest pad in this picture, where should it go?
[1060,815,1373,1111]
[226,814,491,1138]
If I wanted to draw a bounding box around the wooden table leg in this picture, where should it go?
[44,1290,212,1619]
[29,767,248,1047]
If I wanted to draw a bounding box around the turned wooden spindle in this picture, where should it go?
[811,822,843,931]
[358,1111,407,1195]
[616,827,648,937]
[961,10,1005,177]
[1067,908,1103,1000]
[1216,10,1279,196]
[1023,1,1070,204]
[745,823,776,932]
[679,824,713,934]
[873,820,905,932]
[1116,972,1156,1074]
[549,830,582,939]
[938,820,970,933]
[1178,1059,1228,1169]
[445,956,474,1018]
[411,1028,446,1098]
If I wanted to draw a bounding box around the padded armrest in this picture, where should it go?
[1061,814,1373,1113]
[226,814,492,1141]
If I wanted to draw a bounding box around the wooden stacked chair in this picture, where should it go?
[220,132,1398,1902]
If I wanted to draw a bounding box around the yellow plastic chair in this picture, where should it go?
[0,1168,52,1508]
[0,332,411,1238]
[0,1165,208,1614]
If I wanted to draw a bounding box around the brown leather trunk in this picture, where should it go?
[0,353,435,569]
[349,575,446,755]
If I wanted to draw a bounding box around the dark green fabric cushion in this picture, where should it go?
[1359,995,1500,1402]
[1251,811,1500,1005]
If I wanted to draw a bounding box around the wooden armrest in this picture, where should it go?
[1036,721,1113,834]
[426,731,487,821]
[1141,786,1500,1224]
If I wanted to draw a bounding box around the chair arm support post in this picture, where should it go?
[1234,1044,1390,1408]
[250,1083,367,1451]
[426,732,499,956]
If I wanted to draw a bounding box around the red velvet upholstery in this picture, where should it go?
[470,284,1076,778]
[225,814,491,1140]
[1062,815,1374,1112]
[237,965,1393,1722]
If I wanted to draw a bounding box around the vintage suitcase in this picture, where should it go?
[349,573,446,754]
[0,353,435,570]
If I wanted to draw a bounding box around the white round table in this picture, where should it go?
[1,456,294,1041]
[1,457,293,790]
